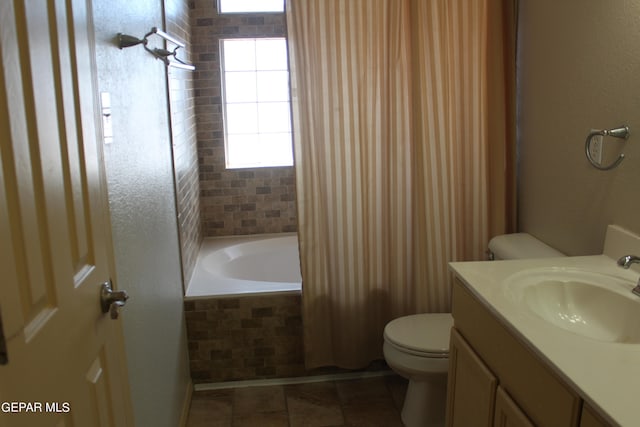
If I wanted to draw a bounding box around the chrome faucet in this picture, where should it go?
[616,255,640,297]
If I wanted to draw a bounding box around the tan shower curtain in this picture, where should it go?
[287,0,516,369]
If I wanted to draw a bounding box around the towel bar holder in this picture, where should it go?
[585,125,630,170]
[117,27,195,71]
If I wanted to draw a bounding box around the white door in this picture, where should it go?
[0,1,134,426]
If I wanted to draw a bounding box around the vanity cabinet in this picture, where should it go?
[447,328,496,426]
[447,328,533,427]
[579,405,611,427]
[447,279,613,427]
[494,387,535,427]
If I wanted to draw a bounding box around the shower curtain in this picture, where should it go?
[287,0,516,369]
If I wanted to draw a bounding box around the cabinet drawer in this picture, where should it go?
[452,279,581,427]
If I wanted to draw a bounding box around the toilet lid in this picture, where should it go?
[384,313,453,355]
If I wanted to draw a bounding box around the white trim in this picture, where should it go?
[194,370,395,391]
[218,0,284,14]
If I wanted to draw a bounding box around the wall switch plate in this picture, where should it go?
[100,92,113,145]
[589,129,603,165]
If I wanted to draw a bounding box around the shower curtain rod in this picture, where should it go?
[117,27,195,71]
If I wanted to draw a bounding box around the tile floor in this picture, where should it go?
[186,374,408,427]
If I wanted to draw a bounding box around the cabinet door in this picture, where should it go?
[494,387,534,427]
[446,328,498,427]
[580,404,613,427]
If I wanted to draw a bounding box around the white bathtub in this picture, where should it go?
[185,233,302,299]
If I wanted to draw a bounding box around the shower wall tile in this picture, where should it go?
[190,0,297,237]
[166,0,202,284]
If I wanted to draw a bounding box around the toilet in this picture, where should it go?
[383,233,565,427]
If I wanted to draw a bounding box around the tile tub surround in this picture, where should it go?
[184,293,390,384]
[186,375,408,427]
[166,0,202,284]
[185,293,305,383]
[190,0,297,237]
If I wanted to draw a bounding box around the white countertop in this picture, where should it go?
[449,254,640,426]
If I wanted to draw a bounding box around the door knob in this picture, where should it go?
[100,281,129,319]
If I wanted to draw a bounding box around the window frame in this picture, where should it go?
[217,0,284,15]
[219,37,294,169]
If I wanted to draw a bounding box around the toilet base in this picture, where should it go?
[401,374,447,427]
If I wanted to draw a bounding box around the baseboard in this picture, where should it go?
[178,379,193,427]
[194,369,394,391]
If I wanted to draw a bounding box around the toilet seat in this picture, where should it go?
[383,313,453,358]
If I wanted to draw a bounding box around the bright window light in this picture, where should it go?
[220,38,293,169]
[218,0,284,14]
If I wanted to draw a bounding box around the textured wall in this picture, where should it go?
[518,0,640,255]
[92,1,191,425]
[166,0,202,284]
[190,0,297,237]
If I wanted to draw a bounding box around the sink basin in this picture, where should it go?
[504,269,640,343]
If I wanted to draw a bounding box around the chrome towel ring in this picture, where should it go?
[585,125,630,171]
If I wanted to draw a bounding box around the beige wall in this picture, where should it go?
[518,0,640,255]
[92,1,191,425]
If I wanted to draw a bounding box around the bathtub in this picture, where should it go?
[185,233,302,298]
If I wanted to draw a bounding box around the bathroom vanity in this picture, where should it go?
[446,225,640,427]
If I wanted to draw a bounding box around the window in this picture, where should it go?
[218,0,284,14]
[220,38,293,169]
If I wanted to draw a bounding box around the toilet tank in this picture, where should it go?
[488,233,565,260]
